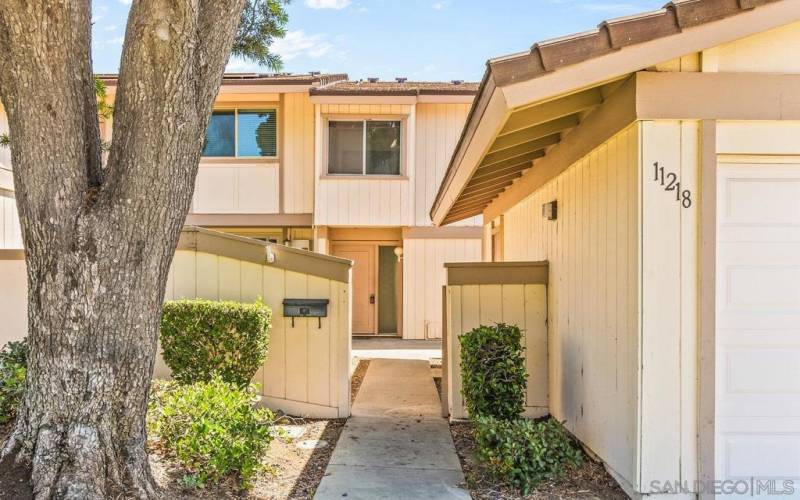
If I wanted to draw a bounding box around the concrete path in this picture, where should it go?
[315,358,470,500]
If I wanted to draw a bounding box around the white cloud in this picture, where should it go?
[271,30,333,61]
[104,24,118,32]
[117,0,132,4]
[432,2,446,10]
[304,0,350,9]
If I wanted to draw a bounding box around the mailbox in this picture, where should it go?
[283,299,329,328]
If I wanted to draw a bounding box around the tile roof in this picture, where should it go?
[97,72,348,86]
[310,80,479,96]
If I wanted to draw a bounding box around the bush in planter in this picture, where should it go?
[160,299,271,386]
[459,323,526,420]
[148,376,275,489]
[0,339,27,424]
[474,415,582,494]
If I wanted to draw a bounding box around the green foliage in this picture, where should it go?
[474,416,583,494]
[233,0,290,70]
[148,377,274,489]
[0,133,9,148]
[160,299,271,387]
[0,340,27,424]
[459,323,527,420]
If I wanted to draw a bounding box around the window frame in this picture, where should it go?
[202,105,280,161]
[323,115,406,178]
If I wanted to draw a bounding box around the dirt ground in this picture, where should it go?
[449,421,628,500]
[0,362,377,499]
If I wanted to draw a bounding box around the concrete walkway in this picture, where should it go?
[315,358,470,499]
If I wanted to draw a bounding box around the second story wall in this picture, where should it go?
[414,103,479,227]
[282,92,315,214]
[314,103,414,226]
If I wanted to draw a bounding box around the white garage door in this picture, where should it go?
[716,161,800,495]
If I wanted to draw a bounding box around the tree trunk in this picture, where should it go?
[0,1,245,498]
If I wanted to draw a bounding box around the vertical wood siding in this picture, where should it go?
[414,103,480,227]
[192,164,280,214]
[164,250,351,418]
[500,124,641,487]
[0,196,22,249]
[445,283,548,419]
[402,237,481,339]
[639,121,699,489]
[315,104,413,226]
[0,258,27,346]
[282,92,315,214]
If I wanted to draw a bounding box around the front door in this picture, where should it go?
[332,244,376,334]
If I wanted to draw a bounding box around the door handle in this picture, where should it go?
[369,294,375,304]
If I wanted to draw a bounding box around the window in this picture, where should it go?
[328,120,401,175]
[202,109,277,158]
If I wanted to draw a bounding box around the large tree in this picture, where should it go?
[0,1,287,498]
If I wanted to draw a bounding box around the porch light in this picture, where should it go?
[266,245,276,263]
[394,246,403,262]
[542,200,557,221]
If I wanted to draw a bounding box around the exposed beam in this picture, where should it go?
[489,114,579,153]
[471,161,532,185]
[464,171,526,193]
[473,151,543,177]
[456,183,511,202]
[499,87,602,136]
[480,134,559,167]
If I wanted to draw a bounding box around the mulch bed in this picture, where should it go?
[0,362,373,499]
[449,421,628,500]
[350,359,370,403]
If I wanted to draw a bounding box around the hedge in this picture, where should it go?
[160,299,271,387]
[459,323,526,420]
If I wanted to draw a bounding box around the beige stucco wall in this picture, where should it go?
[499,124,641,489]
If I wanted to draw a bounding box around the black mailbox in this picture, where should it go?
[283,299,329,328]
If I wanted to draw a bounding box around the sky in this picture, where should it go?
[92,0,666,82]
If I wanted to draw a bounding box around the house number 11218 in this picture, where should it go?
[653,162,692,208]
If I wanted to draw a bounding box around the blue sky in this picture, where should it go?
[92,0,665,82]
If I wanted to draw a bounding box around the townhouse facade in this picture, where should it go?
[0,73,482,339]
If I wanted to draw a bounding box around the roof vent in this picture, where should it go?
[309,71,321,76]
[395,77,407,83]
[367,77,380,83]
[451,79,464,85]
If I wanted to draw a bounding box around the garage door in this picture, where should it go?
[716,161,800,494]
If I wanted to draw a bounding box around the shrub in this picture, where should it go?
[474,416,582,494]
[0,339,27,424]
[459,323,526,420]
[160,299,271,386]
[148,376,274,489]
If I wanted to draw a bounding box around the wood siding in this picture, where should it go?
[192,163,280,214]
[0,195,22,249]
[414,103,480,227]
[500,124,641,488]
[282,92,315,214]
[0,258,26,346]
[315,177,412,226]
[639,121,700,490]
[402,237,481,339]
[716,20,800,73]
[445,283,548,419]
[164,249,351,418]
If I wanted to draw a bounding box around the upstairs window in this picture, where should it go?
[328,120,401,176]
[203,109,277,158]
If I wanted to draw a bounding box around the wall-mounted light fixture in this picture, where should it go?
[266,245,276,263]
[394,246,403,262]
[542,200,557,221]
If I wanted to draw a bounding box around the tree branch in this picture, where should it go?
[0,0,101,251]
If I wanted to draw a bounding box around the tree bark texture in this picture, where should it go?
[0,1,245,498]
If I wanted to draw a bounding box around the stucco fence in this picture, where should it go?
[0,227,353,419]
[441,261,549,420]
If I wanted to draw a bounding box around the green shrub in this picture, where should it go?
[459,323,526,420]
[0,340,27,424]
[148,376,274,489]
[160,299,271,386]
[474,416,582,494]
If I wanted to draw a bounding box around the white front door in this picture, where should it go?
[716,161,800,494]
